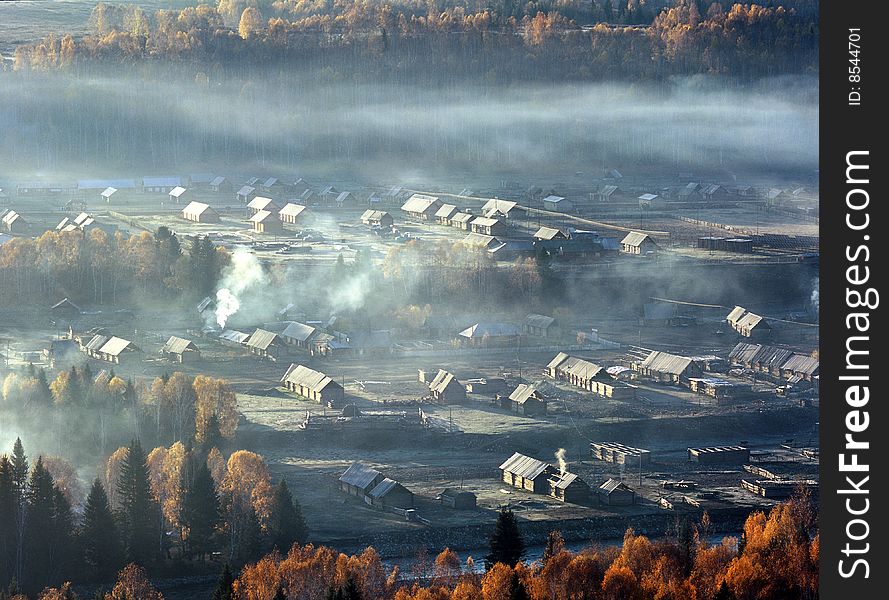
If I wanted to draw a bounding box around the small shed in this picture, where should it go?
[439,488,477,510]
[161,336,200,363]
[597,479,636,506]
[542,195,571,211]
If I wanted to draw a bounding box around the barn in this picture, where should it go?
[281,363,345,406]
[182,201,220,223]
[366,478,414,508]
[339,463,385,498]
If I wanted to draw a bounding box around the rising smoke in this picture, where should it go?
[213,248,268,328]
[555,448,567,477]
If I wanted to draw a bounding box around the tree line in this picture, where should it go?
[9,1,818,81]
[0,227,228,308]
[2,364,238,466]
[0,437,307,598]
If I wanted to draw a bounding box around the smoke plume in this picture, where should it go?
[214,248,268,328]
[555,448,567,477]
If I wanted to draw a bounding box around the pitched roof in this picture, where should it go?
[263,177,279,187]
[281,321,317,343]
[219,330,250,344]
[550,472,581,489]
[245,329,281,350]
[458,322,520,338]
[599,184,619,196]
[339,463,382,490]
[640,351,693,375]
[621,231,653,247]
[780,354,819,375]
[183,201,213,216]
[162,336,198,354]
[564,358,604,381]
[499,452,551,480]
[470,216,501,228]
[98,336,137,356]
[84,334,109,352]
[237,185,256,196]
[101,187,118,198]
[247,196,278,211]
[429,369,460,394]
[169,186,187,198]
[534,227,566,240]
[542,195,566,204]
[546,352,571,370]
[401,193,441,213]
[638,193,659,201]
[249,210,276,223]
[435,204,458,219]
[508,384,542,405]
[335,191,353,203]
[737,311,768,330]
[729,342,762,364]
[210,176,227,186]
[279,203,307,218]
[726,306,748,323]
[525,314,555,329]
[281,363,340,393]
[367,478,407,500]
[481,199,519,217]
[51,298,81,311]
[450,212,473,224]
[460,233,499,248]
[599,478,634,493]
[361,209,390,222]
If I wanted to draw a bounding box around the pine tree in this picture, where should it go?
[541,530,564,565]
[211,563,234,600]
[34,369,54,409]
[50,486,75,582]
[80,479,122,581]
[269,479,307,553]
[485,508,525,569]
[116,440,157,565]
[9,439,27,590]
[0,457,15,590]
[23,457,56,592]
[10,439,28,505]
[181,461,219,559]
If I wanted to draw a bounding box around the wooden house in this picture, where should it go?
[428,369,466,404]
[499,452,554,494]
[438,488,477,510]
[237,185,257,204]
[549,472,591,504]
[366,478,414,508]
[339,463,385,498]
[245,329,286,359]
[360,210,394,228]
[182,201,220,223]
[169,186,189,204]
[280,363,345,406]
[250,210,283,234]
[161,336,200,363]
[401,194,442,221]
[620,231,660,255]
[597,479,636,506]
[279,203,308,224]
[210,177,232,194]
[504,384,546,416]
[470,216,507,237]
[523,314,558,338]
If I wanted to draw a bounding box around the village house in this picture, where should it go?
[638,193,666,210]
[593,184,620,203]
[542,195,572,212]
[280,321,318,349]
[161,336,200,363]
[470,216,508,237]
[236,185,257,204]
[143,177,181,194]
[401,193,443,221]
[633,350,701,384]
[339,463,384,498]
[620,231,660,255]
[597,479,636,506]
[384,186,407,205]
[51,298,81,320]
[726,306,771,339]
[210,177,232,194]
[676,182,702,203]
[481,199,524,220]
[779,353,820,381]
[450,212,474,230]
[533,227,568,241]
[700,184,732,203]
[523,314,559,338]
[435,204,458,225]
[182,201,220,223]
[247,196,279,216]
[2,210,28,233]
[245,328,286,359]
[279,203,308,224]
[366,478,414,508]
[281,363,345,406]
[261,177,286,195]
[169,186,190,204]
[289,178,312,196]
[335,191,355,207]
[101,187,118,203]
[438,488,477,510]
[83,335,140,364]
[360,210,394,228]
[548,471,591,504]
[250,210,284,234]
[499,452,554,494]
[428,369,466,404]
[503,384,546,417]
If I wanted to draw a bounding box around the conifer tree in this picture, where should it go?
[23,457,56,591]
[80,479,122,581]
[181,461,219,559]
[268,479,307,553]
[211,563,234,600]
[116,440,157,565]
[485,508,525,569]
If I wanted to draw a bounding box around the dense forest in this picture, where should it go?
[8,1,818,81]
